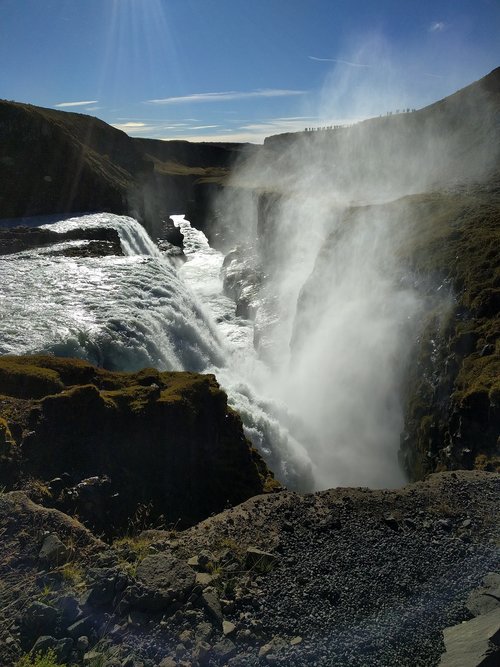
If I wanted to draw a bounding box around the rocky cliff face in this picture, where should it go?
[394,188,500,479]
[0,355,277,533]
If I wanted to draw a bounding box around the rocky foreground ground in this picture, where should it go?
[0,470,498,667]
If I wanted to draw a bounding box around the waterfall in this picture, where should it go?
[0,213,313,490]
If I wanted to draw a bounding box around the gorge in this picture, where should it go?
[0,67,499,667]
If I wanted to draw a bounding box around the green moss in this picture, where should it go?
[0,354,274,533]
[0,416,13,445]
[0,358,64,399]
[387,186,500,477]
[454,354,500,401]
[14,649,67,667]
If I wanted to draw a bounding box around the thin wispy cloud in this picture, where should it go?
[429,21,446,33]
[309,56,371,68]
[55,100,98,107]
[112,122,159,134]
[147,89,306,105]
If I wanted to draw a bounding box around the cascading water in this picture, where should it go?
[0,212,313,489]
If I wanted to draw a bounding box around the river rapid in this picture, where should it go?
[0,213,313,489]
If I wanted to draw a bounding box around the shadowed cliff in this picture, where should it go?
[0,100,254,237]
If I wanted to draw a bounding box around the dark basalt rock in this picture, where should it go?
[0,225,123,256]
[156,218,184,249]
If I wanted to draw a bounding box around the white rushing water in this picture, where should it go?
[0,213,313,489]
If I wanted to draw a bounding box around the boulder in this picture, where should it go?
[38,534,70,565]
[136,554,196,602]
[439,608,500,666]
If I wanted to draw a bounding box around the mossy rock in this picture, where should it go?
[389,185,500,478]
[0,354,277,534]
[0,359,64,399]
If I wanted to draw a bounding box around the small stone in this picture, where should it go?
[159,659,177,667]
[212,638,237,661]
[290,636,303,645]
[436,518,453,532]
[76,636,89,652]
[382,515,400,531]
[195,622,213,642]
[201,587,223,625]
[245,547,277,572]
[223,620,236,636]
[178,629,193,647]
[193,641,211,662]
[187,556,199,568]
[38,534,70,565]
[462,518,472,528]
[198,553,212,569]
[67,616,95,639]
[196,572,214,587]
[258,643,273,658]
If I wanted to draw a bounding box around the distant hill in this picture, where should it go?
[259,67,500,197]
[0,100,253,235]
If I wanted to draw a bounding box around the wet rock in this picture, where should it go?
[436,518,453,532]
[192,641,211,663]
[76,636,89,653]
[86,567,129,607]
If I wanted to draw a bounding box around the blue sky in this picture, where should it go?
[1,0,499,143]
